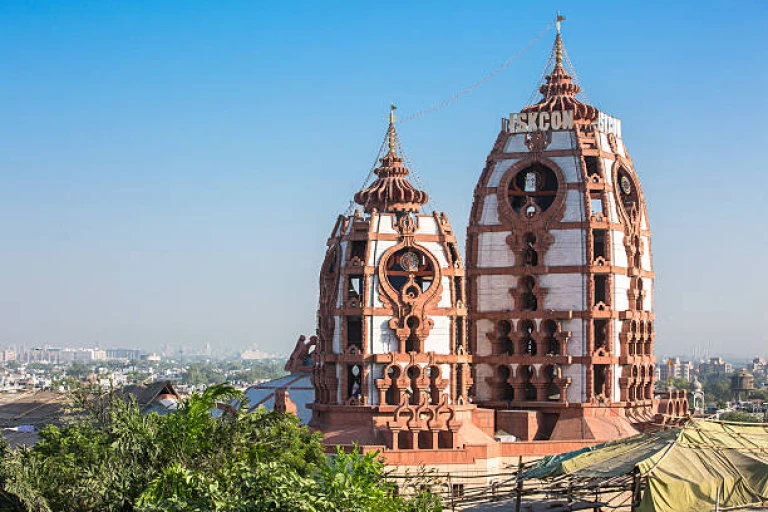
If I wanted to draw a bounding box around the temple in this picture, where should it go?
[466,20,664,441]
[264,19,687,471]
[308,108,495,451]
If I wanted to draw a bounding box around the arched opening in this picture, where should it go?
[496,320,514,355]
[418,430,433,450]
[385,365,401,406]
[347,364,362,400]
[594,365,608,398]
[494,365,514,402]
[521,366,537,401]
[521,320,537,356]
[405,316,420,353]
[508,163,559,216]
[406,366,421,405]
[519,276,538,311]
[543,366,560,401]
[386,248,434,293]
[523,233,538,266]
[542,320,559,355]
[427,366,441,404]
[594,319,608,352]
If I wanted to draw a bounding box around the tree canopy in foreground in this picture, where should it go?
[0,385,441,512]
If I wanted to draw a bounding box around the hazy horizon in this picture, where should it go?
[1,1,766,358]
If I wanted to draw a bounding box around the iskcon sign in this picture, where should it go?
[508,110,575,133]
[503,110,623,138]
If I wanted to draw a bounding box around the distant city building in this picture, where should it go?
[659,358,694,384]
[0,350,16,363]
[749,357,766,376]
[106,348,142,361]
[699,357,732,375]
[239,348,277,361]
[731,369,755,402]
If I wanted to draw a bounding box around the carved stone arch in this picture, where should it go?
[517,318,538,355]
[511,275,548,313]
[496,157,569,228]
[376,241,444,348]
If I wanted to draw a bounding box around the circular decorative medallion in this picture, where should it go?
[352,365,360,377]
[620,175,632,195]
[400,251,420,272]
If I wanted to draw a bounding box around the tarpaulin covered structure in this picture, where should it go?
[525,419,768,511]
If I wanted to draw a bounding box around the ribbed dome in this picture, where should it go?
[354,110,428,213]
[521,33,598,123]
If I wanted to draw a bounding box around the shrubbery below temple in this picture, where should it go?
[0,384,442,512]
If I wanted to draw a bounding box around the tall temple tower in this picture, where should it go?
[466,22,656,440]
[310,109,491,450]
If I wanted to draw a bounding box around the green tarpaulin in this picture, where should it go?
[525,419,768,512]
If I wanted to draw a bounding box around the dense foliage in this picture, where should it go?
[0,385,441,512]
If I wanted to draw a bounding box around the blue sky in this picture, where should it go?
[0,1,766,358]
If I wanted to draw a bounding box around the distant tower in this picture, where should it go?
[309,108,488,450]
[466,21,656,440]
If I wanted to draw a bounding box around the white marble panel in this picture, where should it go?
[476,231,515,268]
[424,316,451,354]
[475,319,495,356]
[420,240,449,269]
[562,318,585,357]
[504,133,528,153]
[417,215,440,235]
[615,137,627,159]
[613,274,631,312]
[549,156,582,184]
[564,364,584,403]
[562,188,586,222]
[599,133,610,154]
[336,271,346,308]
[480,194,501,225]
[611,231,628,268]
[475,364,493,401]
[368,239,396,267]
[438,276,453,308]
[332,316,342,353]
[371,316,397,354]
[613,319,623,357]
[643,277,653,312]
[374,214,398,235]
[640,235,652,271]
[549,130,576,150]
[544,230,587,267]
[606,189,619,224]
[439,363,452,401]
[488,159,517,188]
[539,273,586,311]
[602,158,615,185]
[476,274,515,312]
[612,363,622,400]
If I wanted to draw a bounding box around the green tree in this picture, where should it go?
[0,384,440,512]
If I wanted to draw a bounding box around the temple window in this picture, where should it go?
[594,319,608,351]
[406,366,420,405]
[346,316,363,349]
[386,248,434,293]
[347,276,363,300]
[496,320,514,355]
[592,229,606,261]
[594,275,607,305]
[427,366,441,404]
[385,365,401,405]
[521,366,537,401]
[593,365,608,398]
[523,233,538,266]
[347,364,362,399]
[585,156,600,178]
[350,241,367,261]
[590,193,603,216]
[507,164,558,216]
[521,320,537,356]
[520,276,538,311]
[542,320,559,355]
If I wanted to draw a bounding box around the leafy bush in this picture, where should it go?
[0,385,441,512]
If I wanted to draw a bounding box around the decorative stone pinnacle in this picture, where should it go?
[388,104,397,153]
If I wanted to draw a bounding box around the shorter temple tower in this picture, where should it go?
[310,109,491,450]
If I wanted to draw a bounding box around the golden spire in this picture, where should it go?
[555,12,565,67]
[387,104,397,153]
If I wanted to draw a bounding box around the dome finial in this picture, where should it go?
[555,12,566,67]
[387,104,397,153]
